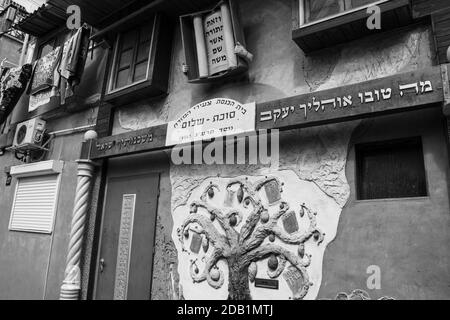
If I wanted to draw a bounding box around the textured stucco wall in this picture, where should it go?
[319,108,450,300]
[112,1,433,134]
[0,151,49,299]
[107,0,439,300]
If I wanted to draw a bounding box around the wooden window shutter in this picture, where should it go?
[9,174,60,234]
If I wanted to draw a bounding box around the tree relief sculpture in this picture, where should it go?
[172,171,342,300]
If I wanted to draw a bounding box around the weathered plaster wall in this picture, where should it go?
[107,0,437,300]
[112,1,433,134]
[0,151,49,299]
[150,166,180,300]
[0,32,106,299]
[0,36,22,66]
[0,108,96,299]
[319,108,450,300]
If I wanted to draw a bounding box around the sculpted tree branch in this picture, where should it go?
[243,201,290,253]
[178,213,229,253]
[272,204,325,245]
[244,203,324,253]
[244,244,312,299]
[191,200,241,245]
[190,248,225,289]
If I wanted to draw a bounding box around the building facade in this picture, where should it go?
[0,0,450,300]
[0,0,28,68]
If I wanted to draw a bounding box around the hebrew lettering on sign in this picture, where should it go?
[259,79,436,123]
[166,98,256,146]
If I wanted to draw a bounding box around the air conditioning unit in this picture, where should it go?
[13,118,46,150]
[6,6,17,21]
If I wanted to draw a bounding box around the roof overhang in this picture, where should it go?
[17,0,219,37]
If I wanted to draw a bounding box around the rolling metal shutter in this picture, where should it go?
[9,174,59,234]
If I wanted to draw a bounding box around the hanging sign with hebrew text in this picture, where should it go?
[166,98,256,146]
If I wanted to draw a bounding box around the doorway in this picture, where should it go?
[95,168,160,300]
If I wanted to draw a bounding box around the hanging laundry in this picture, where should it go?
[0,64,33,126]
[28,46,62,95]
[27,46,62,112]
[59,26,91,104]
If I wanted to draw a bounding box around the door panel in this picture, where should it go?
[95,173,160,300]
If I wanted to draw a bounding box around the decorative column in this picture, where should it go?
[60,131,98,300]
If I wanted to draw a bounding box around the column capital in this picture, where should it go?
[75,159,99,178]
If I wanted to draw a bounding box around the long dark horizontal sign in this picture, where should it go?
[90,66,444,160]
[254,278,279,290]
[256,66,444,130]
[90,124,167,160]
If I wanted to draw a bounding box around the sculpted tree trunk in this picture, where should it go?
[227,259,251,300]
[178,177,325,300]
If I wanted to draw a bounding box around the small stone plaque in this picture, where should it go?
[255,278,279,290]
[190,233,203,254]
[264,180,281,205]
[224,189,236,207]
[282,211,299,234]
[283,266,305,296]
[114,194,136,300]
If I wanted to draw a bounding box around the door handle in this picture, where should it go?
[99,258,105,273]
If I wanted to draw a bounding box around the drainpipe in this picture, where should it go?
[60,130,98,300]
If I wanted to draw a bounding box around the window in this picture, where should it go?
[109,18,155,92]
[9,160,63,234]
[9,174,60,233]
[37,37,57,59]
[301,0,386,25]
[102,13,173,105]
[356,138,427,200]
[292,0,412,53]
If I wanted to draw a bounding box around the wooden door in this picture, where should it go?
[95,173,160,300]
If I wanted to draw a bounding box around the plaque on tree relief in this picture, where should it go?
[224,189,236,207]
[113,194,136,300]
[190,233,203,254]
[255,278,279,290]
[282,211,299,234]
[264,180,281,205]
[283,266,305,297]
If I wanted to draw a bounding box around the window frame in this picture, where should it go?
[355,137,428,201]
[299,0,390,28]
[107,17,157,96]
[101,11,173,106]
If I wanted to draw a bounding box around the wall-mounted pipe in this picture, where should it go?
[47,124,96,137]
